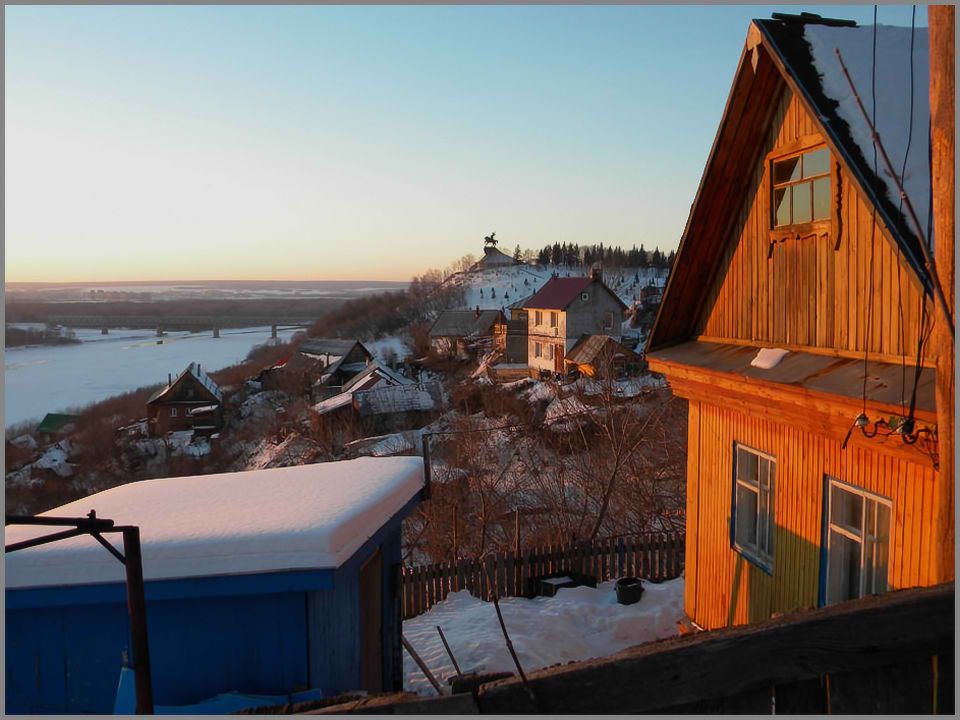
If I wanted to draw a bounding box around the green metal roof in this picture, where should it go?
[36,413,81,434]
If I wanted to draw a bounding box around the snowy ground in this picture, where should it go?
[449,265,667,315]
[402,577,683,696]
[4,325,300,427]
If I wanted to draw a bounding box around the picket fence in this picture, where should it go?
[398,531,684,620]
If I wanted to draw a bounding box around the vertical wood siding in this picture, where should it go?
[695,88,933,360]
[687,401,939,631]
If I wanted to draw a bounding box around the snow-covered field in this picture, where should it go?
[4,325,301,428]
[402,577,683,696]
[448,265,666,315]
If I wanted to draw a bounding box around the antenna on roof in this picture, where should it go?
[770,12,856,27]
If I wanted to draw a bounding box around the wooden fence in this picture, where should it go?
[399,531,684,620]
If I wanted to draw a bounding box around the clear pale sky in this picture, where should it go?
[5,5,926,283]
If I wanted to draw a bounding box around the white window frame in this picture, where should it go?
[581,292,589,301]
[550,311,558,328]
[535,310,543,326]
[603,311,614,331]
[731,443,776,573]
[170,407,178,417]
[824,477,892,606]
[534,342,542,359]
[548,344,554,361]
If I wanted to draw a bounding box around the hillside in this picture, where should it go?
[443,264,667,313]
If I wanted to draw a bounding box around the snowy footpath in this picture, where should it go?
[402,577,683,695]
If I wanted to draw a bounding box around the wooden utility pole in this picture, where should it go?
[929,5,955,583]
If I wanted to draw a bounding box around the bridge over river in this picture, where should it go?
[47,315,318,337]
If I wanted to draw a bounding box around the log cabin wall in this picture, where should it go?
[695,88,934,363]
[684,399,939,631]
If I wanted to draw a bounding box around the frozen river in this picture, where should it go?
[4,325,301,428]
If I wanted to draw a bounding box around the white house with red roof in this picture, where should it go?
[521,267,628,376]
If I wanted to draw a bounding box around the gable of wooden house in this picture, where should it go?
[645,16,950,632]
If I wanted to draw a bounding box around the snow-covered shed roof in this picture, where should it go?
[147,362,222,404]
[313,391,356,417]
[5,457,425,590]
[354,382,442,417]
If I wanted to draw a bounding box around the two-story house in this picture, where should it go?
[522,268,627,376]
[645,16,951,632]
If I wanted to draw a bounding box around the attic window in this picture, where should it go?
[581,293,589,301]
[772,146,831,227]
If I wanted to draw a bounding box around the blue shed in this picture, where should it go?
[5,456,425,714]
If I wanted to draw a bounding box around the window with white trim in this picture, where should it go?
[603,311,614,331]
[170,407,178,417]
[535,311,543,326]
[550,311,558,328]
[824,477,891,605]
[548,344,554,361]
[534,342,542,358]
[732,443,776,572]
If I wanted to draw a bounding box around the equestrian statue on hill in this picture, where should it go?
[484,232,497,247]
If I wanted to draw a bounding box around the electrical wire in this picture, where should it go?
[861,6,879,415]
[894,6,918,416]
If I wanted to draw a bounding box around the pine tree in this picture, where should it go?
[513,245,522,263]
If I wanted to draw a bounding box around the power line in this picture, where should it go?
[862,6,879,414]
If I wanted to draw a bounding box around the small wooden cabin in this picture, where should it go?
[645,17,951,631]
[145,363,222,437]
[428,309,507,357]
[564,334,645,379]
[5,457,426,713]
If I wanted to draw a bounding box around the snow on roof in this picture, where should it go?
[313,391,355,416]
[354,382,441,417]
[5,457,424,590]
[750,347,791,370]
[187,404,219,416]
[341,361,412,393]
[805,24,931,246]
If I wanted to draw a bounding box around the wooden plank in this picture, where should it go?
[775,676,825,713]
[829,657,934,713]
[477,584,954,714]
[660,686,772,714]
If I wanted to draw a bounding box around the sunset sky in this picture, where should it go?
[5,5,925,283]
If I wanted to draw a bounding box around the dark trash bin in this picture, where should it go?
[615,577,644,605]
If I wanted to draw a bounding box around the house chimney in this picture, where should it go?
[168,373,171,386]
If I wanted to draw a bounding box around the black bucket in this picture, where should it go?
[615,577,644,605]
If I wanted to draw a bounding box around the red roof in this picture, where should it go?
[522,276,627,311]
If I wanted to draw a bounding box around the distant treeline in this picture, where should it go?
[530,242,676,270]
[5,326,81,348]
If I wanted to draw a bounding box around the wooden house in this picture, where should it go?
[428,309,507,357]
[645,17,950,631]
[145,363,222,437]
[5,457,426,713]
[36,413,81,444]
[522,268,627,377]
[261,339,373,402]
[564,334,645,379]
